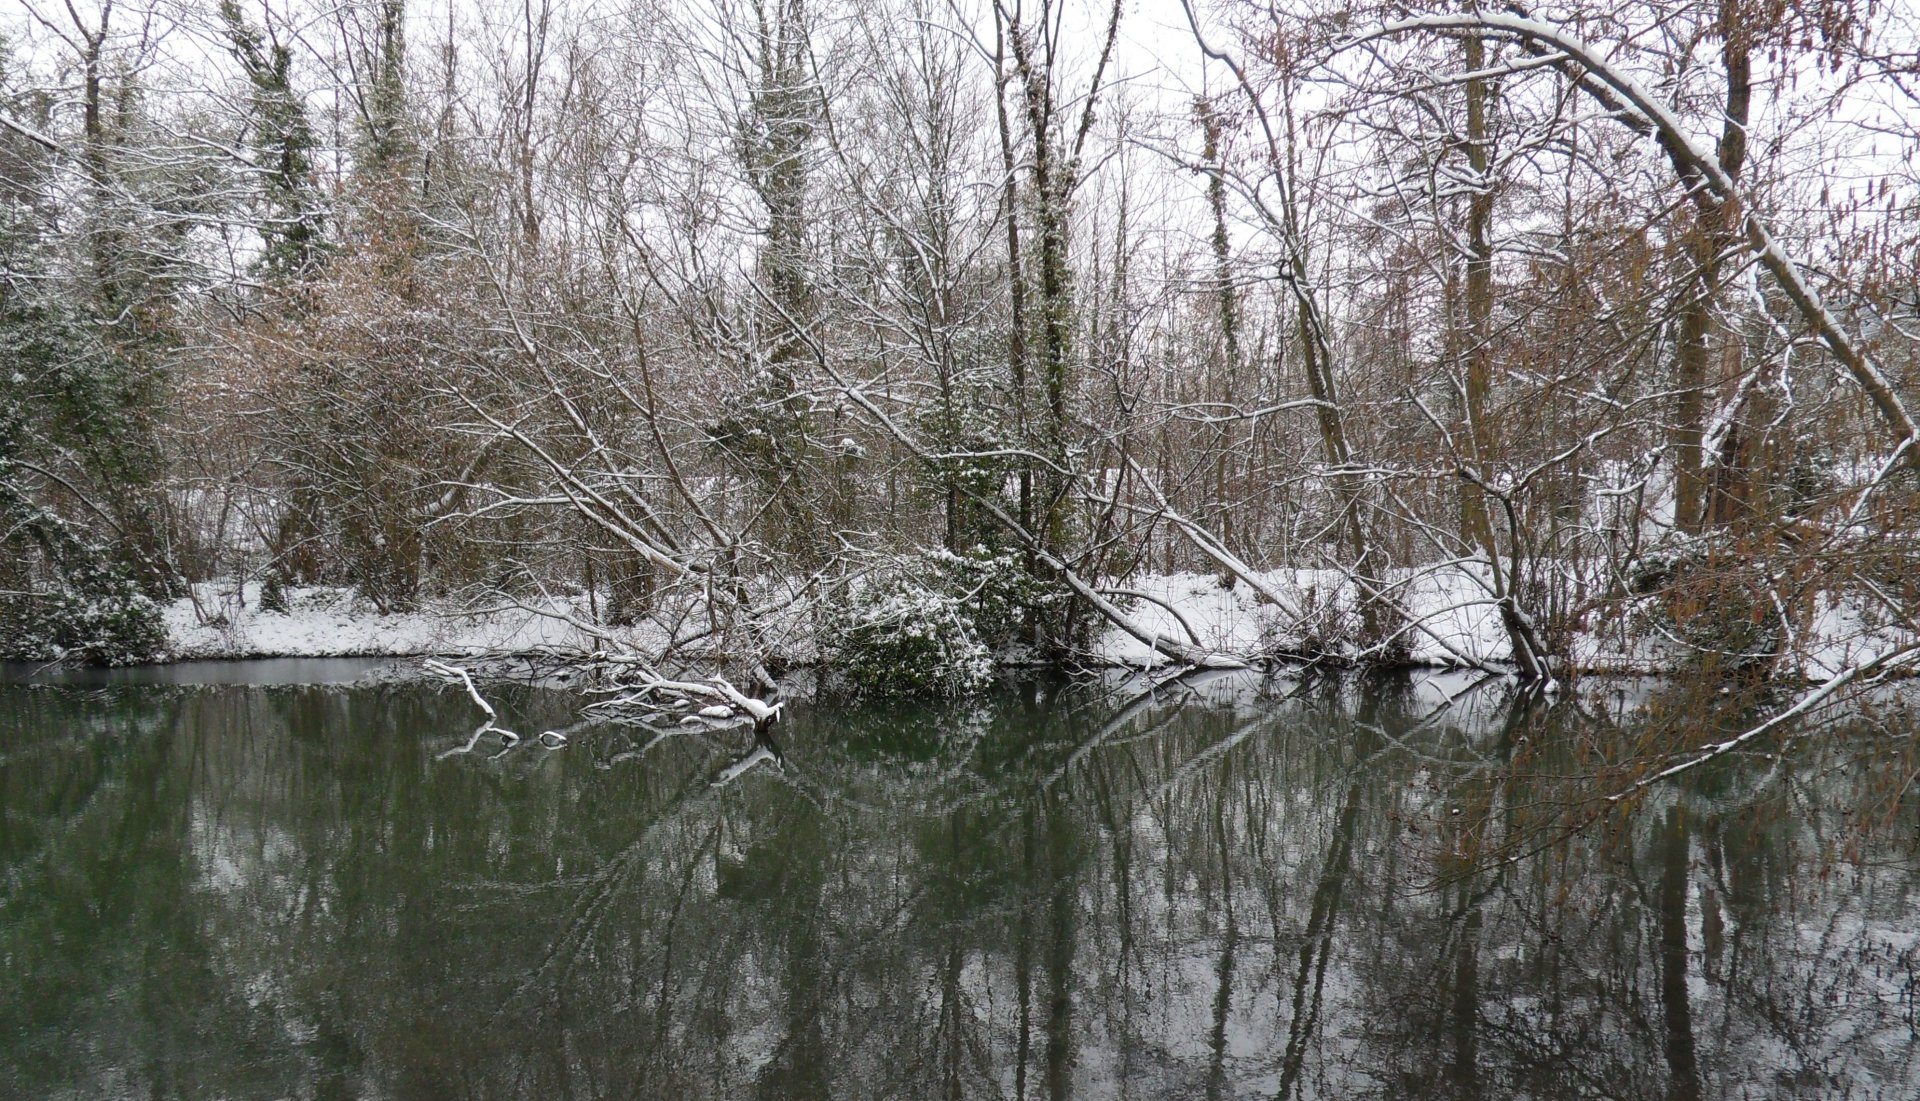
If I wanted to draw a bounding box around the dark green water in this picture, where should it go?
[2,665,1915,1099]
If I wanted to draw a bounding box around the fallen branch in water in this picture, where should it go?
[1609,640,1920,801]
[423,654,789,779]
[584,665,783,734]
[711,741,784,786]
[425,659,571,756]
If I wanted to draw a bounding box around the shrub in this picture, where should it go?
[827,548,1038,698]
[1638,545,1783,679]
[258,570,291,614]
[0,560,166,666]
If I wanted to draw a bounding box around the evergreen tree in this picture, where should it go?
[220,0,327,279]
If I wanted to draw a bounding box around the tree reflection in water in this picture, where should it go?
[1,671,1915,1099]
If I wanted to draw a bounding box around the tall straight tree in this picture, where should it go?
[991,0,1123,650]
[219,0,326,278]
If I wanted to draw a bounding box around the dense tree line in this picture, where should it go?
[1,0,1915,686]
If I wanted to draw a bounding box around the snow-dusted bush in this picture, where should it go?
[0,560,166,666]
[1,292,172,665]
[827,548,1035,698]
[1633,546,1783,677]
[258,570,291,614]
[832,580,993,698]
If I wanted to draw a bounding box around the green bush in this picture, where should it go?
[827,548,1038,698]
[258,570,291,613]
[1636,546,1782,679]
[0,560,166,666]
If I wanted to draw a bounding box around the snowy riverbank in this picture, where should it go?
[161,584,599,661]
[1095,569,1911,680]
[155,570,1910,682]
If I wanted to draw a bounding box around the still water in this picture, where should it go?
[2,664,1915,1099]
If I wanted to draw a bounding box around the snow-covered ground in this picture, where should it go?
[1094,568,1514,670]
[1090,567,1914,681]
[162,584,598,660]
[158,570,1912,682]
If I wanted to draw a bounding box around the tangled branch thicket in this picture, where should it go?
[1,0,1916,694]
